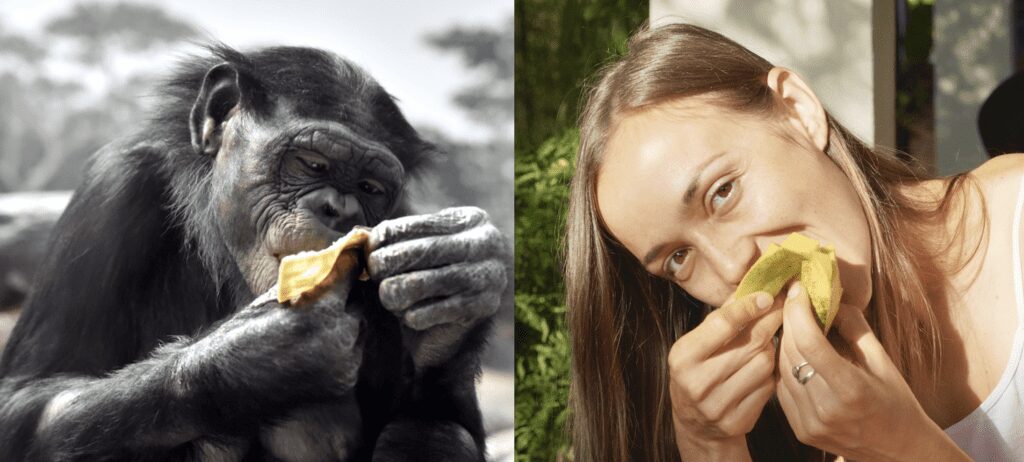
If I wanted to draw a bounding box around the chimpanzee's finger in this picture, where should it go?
[367,224,506,280]
[379,259,506,313]
[401,291,502,331]
[369,206,489,249]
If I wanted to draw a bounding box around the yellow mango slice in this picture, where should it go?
[734,233,843,332]
[277,227,371,305]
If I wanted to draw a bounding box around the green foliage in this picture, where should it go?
[896,0,933,128]
[514,130,575,462]
[514,1,647,460]
[515,0,648,157]
[894,0,934,161]
[514,293,571,460]
[514,130,575,295]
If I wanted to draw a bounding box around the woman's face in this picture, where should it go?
[595,99,872,310]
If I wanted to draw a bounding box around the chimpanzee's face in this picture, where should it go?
[209,106,405,293]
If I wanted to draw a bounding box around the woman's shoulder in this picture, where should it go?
[900,155,1023,204]
[967,154,1024,284]
[970,153,1024,191]
[967,154,1024,240]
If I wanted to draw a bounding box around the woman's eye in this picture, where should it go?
[711,180,734,210]
[358,179,385,195]
[666,248,690,274]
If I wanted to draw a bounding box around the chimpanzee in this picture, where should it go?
[0,44,507,461]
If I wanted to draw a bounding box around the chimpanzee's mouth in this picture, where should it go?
[269,223,371,265]
[269,232,337,264]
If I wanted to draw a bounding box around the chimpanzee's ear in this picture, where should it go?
[190,63,242,156]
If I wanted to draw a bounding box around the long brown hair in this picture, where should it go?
[565,23,986,461]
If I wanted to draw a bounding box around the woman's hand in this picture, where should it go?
[776,282,970,461]
[668,291,782,461]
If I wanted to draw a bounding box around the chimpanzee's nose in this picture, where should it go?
[298,187,364,232]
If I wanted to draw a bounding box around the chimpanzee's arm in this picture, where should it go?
[371,320,491,462]
[2,341,196,461]
[367,207,508,461]
[0,291,364,461]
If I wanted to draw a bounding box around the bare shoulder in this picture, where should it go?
[969,153,1024,193]
[965,154,1024,244]
[967,154,1024,282]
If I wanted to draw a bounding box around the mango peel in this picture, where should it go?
[734,233,843,332]
[276,227,371,305]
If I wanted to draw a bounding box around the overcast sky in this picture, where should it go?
[0,0,511,142]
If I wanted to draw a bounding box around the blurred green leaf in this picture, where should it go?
[514,4,646,459]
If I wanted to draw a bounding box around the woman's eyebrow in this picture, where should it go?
[640,152,725,267]
[642,243,669,266]
[683,152,728,205]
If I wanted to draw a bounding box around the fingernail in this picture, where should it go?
[787,282,801,299]
[756,292,772,310]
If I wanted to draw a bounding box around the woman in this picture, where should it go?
[566,23,1024,461]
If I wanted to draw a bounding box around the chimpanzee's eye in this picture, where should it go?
[288,150,329,175]
[297,154,328,173]
[358,179,385,195]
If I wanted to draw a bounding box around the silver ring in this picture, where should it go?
[791,361,810,379]
[797,367,816,385]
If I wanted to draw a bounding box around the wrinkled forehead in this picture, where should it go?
[270,90,383,142]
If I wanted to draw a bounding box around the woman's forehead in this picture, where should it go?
[593,101,766,257]
[597,105,740,203]
[602,100,753,166]
[594,117,700,256]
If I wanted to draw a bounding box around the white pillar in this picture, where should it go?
[650,0,896,150]
[932,0,1014,175]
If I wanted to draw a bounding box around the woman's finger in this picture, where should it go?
[778,325,819,401]
[672,291,775,362]
[670,307,782,403]
[701,342,777,418]
[832,304,892,375]
[781,339,833,403]
[782,282,855,386]
[774,370,810,442]
[717,379,776,435]
[696,308,783,381]
[778,331,843,449]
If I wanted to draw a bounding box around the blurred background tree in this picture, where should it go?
[0,2,197,193]
[514,1,647,460]
[46,2,197,80]
[425,16,514,239]
[423,16,516,374]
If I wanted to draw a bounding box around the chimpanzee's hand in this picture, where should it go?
[368,206,508,369]
[178,279,365,415]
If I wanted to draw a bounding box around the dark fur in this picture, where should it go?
[0,45,486,461]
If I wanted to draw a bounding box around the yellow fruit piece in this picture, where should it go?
[277,227,371,305]
[734,233,843,332]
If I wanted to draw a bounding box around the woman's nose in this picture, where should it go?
[701,237,758,290]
